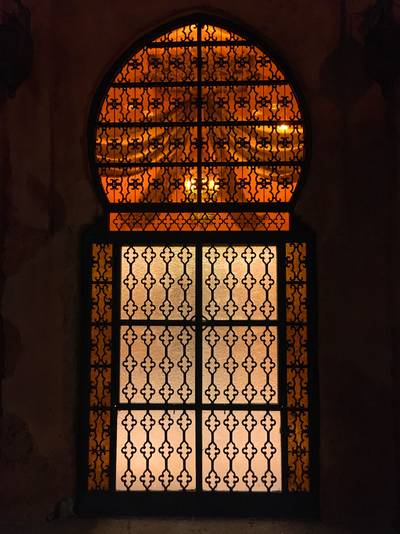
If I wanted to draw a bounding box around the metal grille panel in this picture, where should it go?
[285,242,310,492]
[84,20,315,512]
[109,211,290,232]
[116,410,196,491]
[202,326,278,404]
[94,23,305,207]
[202,245,277,321]
[88,243,113,491]
[120,325,195,404]
[115,242,287,494]
[202,410,281,492]
[120,245,195,321]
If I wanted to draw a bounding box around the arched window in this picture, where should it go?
[79,16,317,517]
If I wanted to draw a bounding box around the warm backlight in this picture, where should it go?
[94,23,305,206]
[116,244,282,492]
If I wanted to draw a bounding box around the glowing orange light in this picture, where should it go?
[277,123,291,134]
[96,24,305,206]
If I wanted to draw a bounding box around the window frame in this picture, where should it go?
[77,13,318,518]
[77,225,318,518]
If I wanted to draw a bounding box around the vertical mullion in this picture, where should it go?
[277,240,288,493]
[195,241,203,491]
[110,242,121,491]
[196,23,202,206]
[195,21,203,491]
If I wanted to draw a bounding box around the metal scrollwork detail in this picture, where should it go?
[93,23,305,207]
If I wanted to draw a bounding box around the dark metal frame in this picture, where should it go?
[77,225,318,518]
[77,12,318,519]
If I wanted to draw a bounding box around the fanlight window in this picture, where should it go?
[80,19,316,517]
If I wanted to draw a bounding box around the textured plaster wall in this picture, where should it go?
[1,0,399,532]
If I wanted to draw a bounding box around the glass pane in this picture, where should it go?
[99,86,198,124]
[288,410,309,492]
[88,410,111,491]
[202,245,277,321]
[199,165,300,203]
[100,166,198,203]
[201,125,304,165]
[202,410,281,491]
[286,325,308,365]
[154,24,197,43]
[116,409,196,491]
[88,243,113,491]
[96,126,197,166]
[121,246,195,320]
[114,241,286,494]
[96,24,305,206]
[110,211,290,232]
[116,46,198,83]
[203,326,278,404]
[202,84,300,122]
[120,325,195,404]
[201,25,245,42]
[201,45,285,82]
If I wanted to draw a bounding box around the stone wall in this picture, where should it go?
[0,0,398,532]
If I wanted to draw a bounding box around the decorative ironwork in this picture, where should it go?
[94,23,305,207]
[116,243,283,494]
[88,243,113,490]
[120,245,195,321]
[109,211,290,232]
[202,410,281,492]
[287,411,310,492]
[116,409,196,491]
[286,325,308,366]
[202,326,278,404]
[202,245,277,321]
[88,410,111,491]
[285,242,310,492]
[120,325,195,404]
[100,165,300,205]
[82,17,316,517]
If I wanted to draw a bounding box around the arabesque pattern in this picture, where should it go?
[88,244,113,490]
[116,243,283,493]
[285,242,310,492]
[202,410,281,491]
[109,211,290,232]
[95,23,305,207]
[202,245,277,321]
[116,409,196,491]
[85,21,314,509]
[120,325,195,404]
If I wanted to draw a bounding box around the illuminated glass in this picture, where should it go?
[116,410,196,491]
[82,19,315,517]
[115,244,283,493]
[202,410,281,491]
[94,23,305,216]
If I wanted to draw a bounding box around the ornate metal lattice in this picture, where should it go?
[116,244,283,493]
[88,244,113,490]
[116,409,196,491]
[109,211,290,232]
[92,21,306,232]
[285,242,310,492]
[81,17,316,518]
